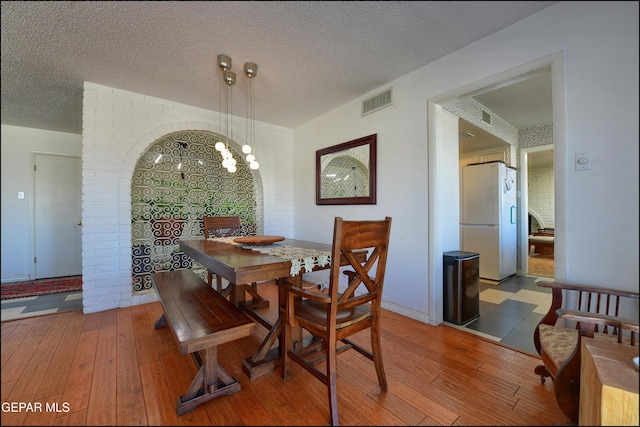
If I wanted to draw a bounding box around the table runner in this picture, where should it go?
[208,237,331,276]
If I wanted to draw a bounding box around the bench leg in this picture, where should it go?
[176,346,241,415]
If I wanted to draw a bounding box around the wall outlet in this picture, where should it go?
[575,151,591,171]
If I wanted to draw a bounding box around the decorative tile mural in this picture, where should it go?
[131,131,261,291]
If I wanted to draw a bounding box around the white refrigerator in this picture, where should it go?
[460,161,517,281]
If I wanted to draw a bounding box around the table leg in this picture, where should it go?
[233,282,269,311]
[241,277,303,379]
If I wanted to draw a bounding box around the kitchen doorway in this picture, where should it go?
[427,52,567,326]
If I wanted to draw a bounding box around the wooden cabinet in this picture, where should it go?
[579,337,639,426]
[459,147,510,168]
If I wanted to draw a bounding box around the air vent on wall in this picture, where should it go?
[362,88,393,116]
[458,132,475,140]
[481,109,492,126]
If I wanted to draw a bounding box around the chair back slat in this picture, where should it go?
[565,287,635,337]
[203,216,242,238]
[329,217,392,313]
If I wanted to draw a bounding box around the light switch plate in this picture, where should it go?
[575,151,591,171]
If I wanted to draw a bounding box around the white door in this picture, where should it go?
[34,153,82,279]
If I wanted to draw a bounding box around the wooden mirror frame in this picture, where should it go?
[316,134,377,205]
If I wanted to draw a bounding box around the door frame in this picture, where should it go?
[520,144,554,275]
[427,51,567,325]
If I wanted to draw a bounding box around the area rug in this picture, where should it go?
[1,276,82,300]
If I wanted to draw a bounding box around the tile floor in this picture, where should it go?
[1,291,83,322]
[445,274,553,355]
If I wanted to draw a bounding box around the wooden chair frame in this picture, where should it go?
[203,216,243,295]
[202,216,267,308]
[281,216,392,426]
[533,281,639,424]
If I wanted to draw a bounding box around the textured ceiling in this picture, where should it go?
[1,1,556,135]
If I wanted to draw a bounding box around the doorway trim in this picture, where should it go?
[520,144,554,275]
[427,51,567,325]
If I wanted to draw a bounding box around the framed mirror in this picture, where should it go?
[316,134,377,205]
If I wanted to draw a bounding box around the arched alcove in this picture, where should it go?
[528,208,544,234]
[130,130,263,291]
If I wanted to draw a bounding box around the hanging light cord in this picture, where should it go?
[250,73,256,155]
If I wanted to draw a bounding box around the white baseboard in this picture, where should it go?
[380,299,432,325]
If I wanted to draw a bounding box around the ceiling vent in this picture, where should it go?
[481,109,492,126]
[458,132,475,140]
[362,88,393,116]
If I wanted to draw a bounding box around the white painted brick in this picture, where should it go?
[82,82,293,314]
[113,88,144,100]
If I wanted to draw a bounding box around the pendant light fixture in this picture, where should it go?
[216,54,237,173]
[243,62,259,170]
[215,54,260,173]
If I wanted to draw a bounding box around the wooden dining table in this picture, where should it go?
[179,237,352,379]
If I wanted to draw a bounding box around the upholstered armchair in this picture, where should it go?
[533,281,639,424]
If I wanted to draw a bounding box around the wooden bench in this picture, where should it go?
[151,269,255,415]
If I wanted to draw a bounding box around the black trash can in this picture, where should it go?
[443,251,480,325]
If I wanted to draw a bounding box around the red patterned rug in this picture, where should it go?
[1,276,82,300]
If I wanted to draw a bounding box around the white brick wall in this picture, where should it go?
[528,162,554,229]
[81,82,293,314]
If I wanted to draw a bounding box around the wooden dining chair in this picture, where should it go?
[203,216,243,295]
[281,216,392,426]
[202,216,267,308]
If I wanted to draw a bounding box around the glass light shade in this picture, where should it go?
[177,162,182,170]
[215,141,225,151]
[227,165,237,173]
[229,157,236,166]
[242,144,252,154]
[250,161,259,170]
[246,154,255,162]
[222,158,230,168]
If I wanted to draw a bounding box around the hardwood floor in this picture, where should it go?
[0,281,569,426]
